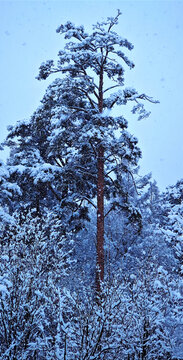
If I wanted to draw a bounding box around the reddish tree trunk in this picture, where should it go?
[96,66,104,298]
[96,145,104,295]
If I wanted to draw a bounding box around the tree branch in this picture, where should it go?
[107,9,121,33]
[80,196,97,209]
[109,96,120,108]
[80,66,99,99]
[104,205,115,218]
[105,167,116,176]
[103,84,121,93]
[48,184,61,202]
[137,94,159,103]
[127,169,139,195]
[89,139,98,157]
[53,157,63,167]
[77,87,97,108]
[76,165,97,179]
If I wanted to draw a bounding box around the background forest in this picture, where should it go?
[0,11,183,360]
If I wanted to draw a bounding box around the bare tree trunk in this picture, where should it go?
[96,66,104,298]
[96,145,104,296]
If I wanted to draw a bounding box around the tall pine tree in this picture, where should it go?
[6,11,157,295]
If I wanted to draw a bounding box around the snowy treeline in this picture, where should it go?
[0,172,183,359]
[0,12,183,359]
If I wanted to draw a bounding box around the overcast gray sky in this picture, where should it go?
[0,0,183,191]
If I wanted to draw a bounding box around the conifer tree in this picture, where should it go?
[6,11,157,295]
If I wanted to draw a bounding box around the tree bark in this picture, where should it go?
[96,145,104,296]
[96,65,104,297]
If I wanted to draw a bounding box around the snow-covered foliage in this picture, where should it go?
[5,10,157,230]
[161,180,183,275]
[0,11,182,360]
[0,159,21,224]
[0,210,73,359]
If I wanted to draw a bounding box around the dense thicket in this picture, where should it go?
[0,12,182,360]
